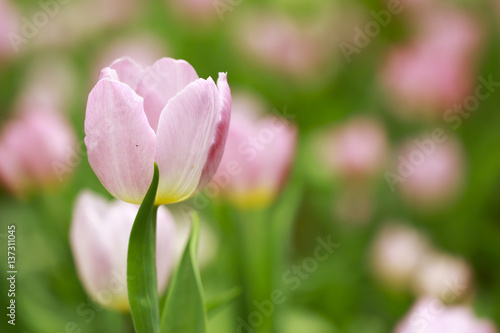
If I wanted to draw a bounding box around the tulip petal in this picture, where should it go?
[197,73,232,191]
[85,79,155,204]
[105,57,146,91]
[70,191,115,299]
[136,58,199,131]
[154,78,221,204]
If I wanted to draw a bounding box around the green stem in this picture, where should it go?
[127,163,161,333]
[235,209,274,333]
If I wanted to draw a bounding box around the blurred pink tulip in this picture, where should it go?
[85,57,231,205]
[322,117,388,181]
[380,9,482,118]
[0,109,76,196]
[394,298,497,333]
[412,252,473,304]
[371,223,431,289]
[210,93,296,209]
[0,0,19,60]
[70,190,177,311]
[396,137,465,208]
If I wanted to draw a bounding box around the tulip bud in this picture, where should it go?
[412,252,473,304]
[0,109,77,196]
[85,57,231,205]
[209,93,296,209]
[394,298,497,333]
[371,223,431,289]
[396,137,465,209]
[70,190,177,311]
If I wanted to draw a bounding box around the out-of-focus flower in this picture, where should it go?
[0,0,19,60]
[0,109,76,196]
[95,34,169,78]
[371,223,431,289]
[85,57,231,205]
[210,93,296,209]
[318,117,388,181]
[396,137,465,208]
[412,253,473,304]
[70,190,177,311]
[394,298,498,333]
[380,8,482,119]
[235,11,332,78]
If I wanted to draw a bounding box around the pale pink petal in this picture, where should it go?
[136,58,199,131]
[106,57,146,90]
[154,78,220,204]
[85,79,155,204]
[70,191,115,299]
[196,72,232,190]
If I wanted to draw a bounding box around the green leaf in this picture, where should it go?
[160,212,208,333]
[127,163,161,333]
[206,286,242,315]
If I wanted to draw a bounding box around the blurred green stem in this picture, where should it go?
[236,209,275,333]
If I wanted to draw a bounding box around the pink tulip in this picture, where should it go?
[0,109,76,196]
[85,57,231,205]
[380,9,482,118]
[321,117,388,181]
[210,93,296,209]
[396,137,465,208]
[70,190,177,311]
[394,298,497,333]
[371,223,431,289]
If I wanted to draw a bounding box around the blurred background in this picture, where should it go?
[1,0,500,332]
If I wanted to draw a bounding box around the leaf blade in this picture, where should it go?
[127,163,161,333]
[160,212,207,333]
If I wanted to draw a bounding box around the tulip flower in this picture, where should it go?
[209,93,296,209]
[0,109,76,196]
[396,137,465,208]
[70,190,177,311]
[394,298,498,333]
[319,117,388,181]
[371,223,431,289]
[380,8,482,119]
[85,57,231,205]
